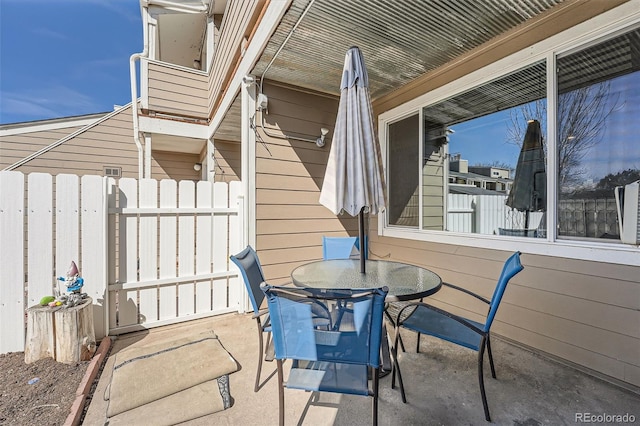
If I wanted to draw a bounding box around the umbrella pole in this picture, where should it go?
[359,207,366,273]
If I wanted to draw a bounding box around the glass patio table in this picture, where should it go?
[291,259,442,374]
[291,259,442,302]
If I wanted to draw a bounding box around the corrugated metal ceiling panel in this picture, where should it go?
[251,0,564,100]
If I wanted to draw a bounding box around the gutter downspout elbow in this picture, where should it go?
[130,3,150,179]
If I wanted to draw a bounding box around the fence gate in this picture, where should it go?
[107,178,244,335]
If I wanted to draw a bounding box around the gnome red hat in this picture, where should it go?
[67,261,79,278]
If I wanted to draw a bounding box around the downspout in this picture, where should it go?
[130,2,150,179]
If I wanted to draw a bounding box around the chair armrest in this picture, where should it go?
[396,301,485,335]
[442,282,490,304]
[252,308,270,319]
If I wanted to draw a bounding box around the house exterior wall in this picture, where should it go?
[213,139,241,182]
[252,82,360,284]
[2,106,199,181]
[251,5,640,389]
[1,124,87,170]
[207,0,264,121]
[146,61,208,119]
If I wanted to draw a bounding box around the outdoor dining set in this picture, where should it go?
[231,240,523,425]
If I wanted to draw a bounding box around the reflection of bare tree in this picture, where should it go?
[507,81,620,191]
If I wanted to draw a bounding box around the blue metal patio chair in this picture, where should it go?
[392,251,523,421]
[322,236,366,260]
[261,283,388,426]
[230,246,273,392]
[231,246,333,392]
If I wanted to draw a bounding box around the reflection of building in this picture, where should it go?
[449,155,512,193]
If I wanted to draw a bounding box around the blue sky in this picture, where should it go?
[0,1,142,125]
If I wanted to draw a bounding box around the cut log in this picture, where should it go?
[24,304,61,364]
[54,297,97,363]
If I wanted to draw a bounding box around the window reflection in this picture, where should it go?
[556,29,640,240]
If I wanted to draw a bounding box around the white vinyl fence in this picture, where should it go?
[447,193,544,235]
[0,171,244,353]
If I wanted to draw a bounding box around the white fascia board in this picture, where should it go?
[0,115,104,137]
[138,116,208,139]
[208,0,293,137]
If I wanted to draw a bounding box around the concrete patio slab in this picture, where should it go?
[84,313,639,425]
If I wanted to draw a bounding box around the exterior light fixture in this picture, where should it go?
[194,163,202,171]
[316,128,329,147]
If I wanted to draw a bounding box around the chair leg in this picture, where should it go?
[372,367,379,426]
[416,333,421,353]
[254,319,264,393]
[277,359,285,426]
[478,337,491,422]
[384,310,406,352]
[486,334,496,378]
[391,326,407,403]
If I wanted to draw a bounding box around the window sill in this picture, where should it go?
[379,225,639,266]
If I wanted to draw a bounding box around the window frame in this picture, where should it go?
[378,5,640,266]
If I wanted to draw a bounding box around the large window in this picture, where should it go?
[385,25,640,247]
[556,30,640,240]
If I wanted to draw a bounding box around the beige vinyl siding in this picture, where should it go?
[253,82,361,284]
[208,0,264,119]
[213,140,241,182]
[146,61,208,119]
[1,125,85,170]
[422,147,444,230]
[369,230,640,388]
[151,151,201,181]
[4,107,137,177]
[3,106,197,181]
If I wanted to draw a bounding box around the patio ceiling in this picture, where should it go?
[214,0,565,142]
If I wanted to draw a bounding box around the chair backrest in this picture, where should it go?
[322,236,364,260]
[484,251,524,331]
[230,245,266,313]
[262,284,388,367]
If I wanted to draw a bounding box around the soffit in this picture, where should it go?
[213,0,565,142]
[250,0,566,100]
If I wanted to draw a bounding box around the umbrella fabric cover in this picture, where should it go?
[319,47,386,217]
[506,119,546,213]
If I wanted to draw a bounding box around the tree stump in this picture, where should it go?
[24,304,60,364]
[54,297,96,363]
[24,297,96,364]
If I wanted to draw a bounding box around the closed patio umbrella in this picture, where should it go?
[319,46,386,272]
[506,119,547,232]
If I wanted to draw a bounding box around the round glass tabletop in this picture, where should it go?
[291,259,442,302]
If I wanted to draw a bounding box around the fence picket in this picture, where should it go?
[138,179,158,323]
[159,179,177,320]
[196,181,213,313]
[117,178,139,328]
[55,174,79,279]
[0,171,26,353]
[107,178,118,331]
[27,173,54,306]
[81,175,107,338]
[228,181,243,311]
[213,182,229,310]
[178,180,195,316]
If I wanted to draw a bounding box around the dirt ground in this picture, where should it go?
[0,351,89,426]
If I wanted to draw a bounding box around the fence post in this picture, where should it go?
[0,171,26,353]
